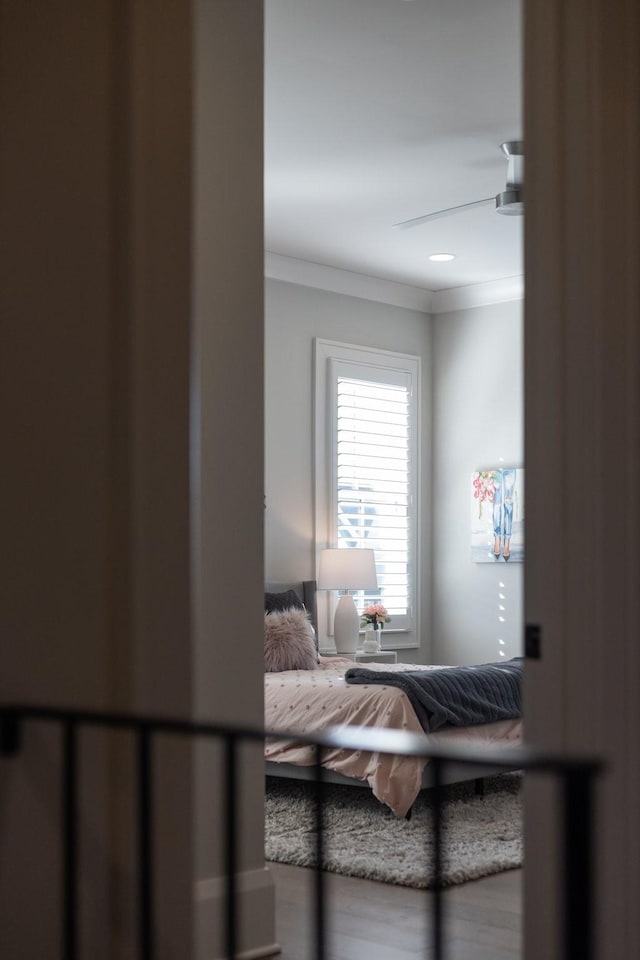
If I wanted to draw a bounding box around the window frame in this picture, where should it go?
[314,338,421,651]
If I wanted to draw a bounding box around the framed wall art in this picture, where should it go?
[470,467,524,563]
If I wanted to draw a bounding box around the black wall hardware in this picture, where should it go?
[0,709,20,755]
[525,623,542,659]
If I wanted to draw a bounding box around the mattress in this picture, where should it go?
[265,656,522,817]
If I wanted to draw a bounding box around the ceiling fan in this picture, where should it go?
[392,140,524,230]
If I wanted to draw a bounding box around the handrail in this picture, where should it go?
[0,702,601,769]
[0,703,602,960]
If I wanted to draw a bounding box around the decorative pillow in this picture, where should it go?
[264,589,305,615]
[264,607,318,672]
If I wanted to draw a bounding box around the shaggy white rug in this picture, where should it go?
[265,773,522,888]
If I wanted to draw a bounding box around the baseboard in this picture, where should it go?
[195,866,280,960]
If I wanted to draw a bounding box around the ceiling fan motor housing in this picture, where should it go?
[496,188,523,215]
[496,140,524,214]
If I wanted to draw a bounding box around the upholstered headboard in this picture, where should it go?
[264,580,318,635]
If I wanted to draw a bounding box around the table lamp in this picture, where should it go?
[317,548,378,654]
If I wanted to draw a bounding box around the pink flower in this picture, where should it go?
[360,603,391,628]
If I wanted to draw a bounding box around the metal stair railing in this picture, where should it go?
[0,705,601,960]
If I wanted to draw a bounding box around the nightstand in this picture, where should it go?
[354,649,398,664]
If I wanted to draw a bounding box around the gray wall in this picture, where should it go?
[432,299,524,665]
[265,277,433,662]
[265,279,524,667]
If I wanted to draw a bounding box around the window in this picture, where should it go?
[315,340,420,648]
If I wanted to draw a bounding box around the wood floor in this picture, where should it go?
[269,861,522,960]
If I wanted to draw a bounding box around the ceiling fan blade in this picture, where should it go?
[392,196,495,230]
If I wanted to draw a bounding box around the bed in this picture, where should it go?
[264,580,522,818]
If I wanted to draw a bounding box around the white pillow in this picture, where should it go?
[264,607,318,672]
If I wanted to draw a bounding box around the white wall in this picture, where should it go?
[265,277,433,662]
[0,2,194,954]
[432,299,524,665]
[194,4,275,958]
[0,3,272,958]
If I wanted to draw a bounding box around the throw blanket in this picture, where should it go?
[344,658,522,733]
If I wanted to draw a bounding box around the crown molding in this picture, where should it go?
[265,252,524,315]
[265,252,434,313]
[431,275,524,313]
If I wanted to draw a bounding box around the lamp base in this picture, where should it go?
[333,593,360,655]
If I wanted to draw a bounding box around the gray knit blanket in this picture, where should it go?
[344,657,522,733]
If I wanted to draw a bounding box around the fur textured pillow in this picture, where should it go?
[264,607,318,672]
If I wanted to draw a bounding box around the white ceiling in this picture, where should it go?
[264,0,522,293]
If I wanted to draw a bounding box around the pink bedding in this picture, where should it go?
[265,656,522,817]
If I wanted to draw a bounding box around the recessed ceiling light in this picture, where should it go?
[429,253,456,262]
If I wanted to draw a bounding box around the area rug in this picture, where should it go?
[265,773,522,889]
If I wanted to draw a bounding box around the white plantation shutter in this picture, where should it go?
[315,340,420,647]
[336,376,411,622]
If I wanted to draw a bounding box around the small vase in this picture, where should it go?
[362,627,378,654]
[363,623,383,653]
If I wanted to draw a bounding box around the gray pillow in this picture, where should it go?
[264,589,305,614]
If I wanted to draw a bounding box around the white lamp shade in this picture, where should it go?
[317,548,378,591]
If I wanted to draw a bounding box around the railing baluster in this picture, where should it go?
[564,768,594,960]
[62,719,78,960]
[138,726,154,960]
[225,735,238,960]
[431,757,444,960]
[314,744,326,960]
